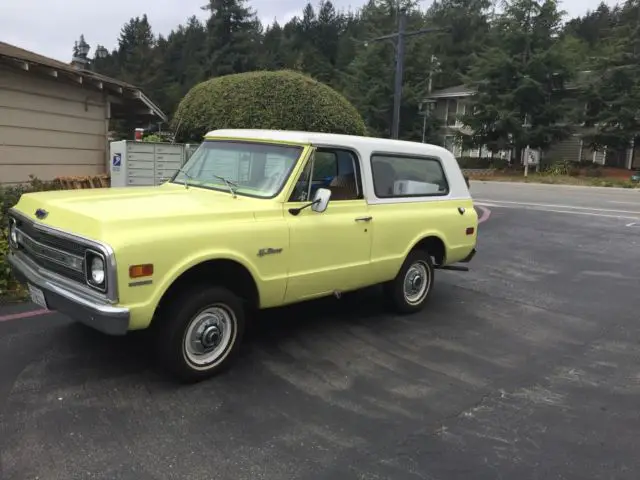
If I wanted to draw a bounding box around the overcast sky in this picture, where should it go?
[1,0,617,63]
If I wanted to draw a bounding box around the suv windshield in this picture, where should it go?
[171,140,304,198]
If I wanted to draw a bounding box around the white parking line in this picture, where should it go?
[475,201,640,221]
[473,199,640,215]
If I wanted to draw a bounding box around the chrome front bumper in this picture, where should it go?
[8,251,130,335]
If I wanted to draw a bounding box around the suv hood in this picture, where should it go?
[11,183,273,241]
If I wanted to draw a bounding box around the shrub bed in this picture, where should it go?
[0,177,59,299]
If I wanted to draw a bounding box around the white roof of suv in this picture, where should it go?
[206,129,452,157]
[205,129,470,203]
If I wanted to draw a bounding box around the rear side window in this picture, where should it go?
[370,153,449,198]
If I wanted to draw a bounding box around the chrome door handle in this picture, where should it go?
[355,216,373,222]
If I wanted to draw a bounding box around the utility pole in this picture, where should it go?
[359,10,449,139]
[421,54,439,143]
[392,12,407,140]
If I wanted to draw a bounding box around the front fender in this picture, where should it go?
[123,249,286,330]
[151,249,265,309]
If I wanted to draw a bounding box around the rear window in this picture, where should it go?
[370,154,449,198]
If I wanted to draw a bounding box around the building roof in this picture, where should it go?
[0,41,166,121]
[427,85,476,99]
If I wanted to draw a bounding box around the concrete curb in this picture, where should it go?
[471,180,640,192]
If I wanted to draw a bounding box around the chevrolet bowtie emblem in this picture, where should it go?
[35,208,49,220]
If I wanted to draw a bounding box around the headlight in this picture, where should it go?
[91,256,105,284]
[8,218,19,248]
[85,250,107,291]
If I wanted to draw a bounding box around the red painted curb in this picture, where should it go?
[0,308,51,323]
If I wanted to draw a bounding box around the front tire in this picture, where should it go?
[155,286,246,383]
[384,250,435,314]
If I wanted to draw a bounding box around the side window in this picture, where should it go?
[289,148,363,202]
[371,154,449,198]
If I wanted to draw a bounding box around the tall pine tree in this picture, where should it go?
[578,0,640,154]
[203,0,262,77]
[460,0,576,158]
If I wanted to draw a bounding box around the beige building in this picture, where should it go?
[0,41,166,185]
[426,79,640,169]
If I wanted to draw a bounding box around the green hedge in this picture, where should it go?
[172,70,368,141]
[0,177,59,298]
[456,157,509,170]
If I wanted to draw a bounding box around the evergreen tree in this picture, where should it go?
[155,16,207,114]
[261,21,286,69]
[113,15,158,90]
[74,0,630,150]
[426,0,493,88]
[460,0,576,157]
[202,0,262,77]
[577,0,640,153]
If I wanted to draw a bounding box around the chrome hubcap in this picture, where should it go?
[201,324,222,349]
[403,261,430,305]
[184,305,235,369]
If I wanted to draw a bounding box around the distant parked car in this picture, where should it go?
[632,169,640,183]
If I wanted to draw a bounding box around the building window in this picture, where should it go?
[456,101,466,125]
[444,135,462,157]
[371,153,449,198]
[446,99,466,127]
[446,100,457,126]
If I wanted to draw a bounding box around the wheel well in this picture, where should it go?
[155,259,260,319]
[412,236,446,266]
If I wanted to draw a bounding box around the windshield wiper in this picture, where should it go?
[175,168,194,189]
[214,175,238,198]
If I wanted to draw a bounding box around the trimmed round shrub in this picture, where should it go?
[172,70,368,141]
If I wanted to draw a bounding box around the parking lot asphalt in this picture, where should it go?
[1,182,640,479]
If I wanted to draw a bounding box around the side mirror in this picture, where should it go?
[311,188,331,213]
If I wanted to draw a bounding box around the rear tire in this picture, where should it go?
[384,249,435,314]
[154,285,246,383]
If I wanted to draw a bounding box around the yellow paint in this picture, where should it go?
[11,139,477,331]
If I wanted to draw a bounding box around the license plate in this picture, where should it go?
[28,284,48,310]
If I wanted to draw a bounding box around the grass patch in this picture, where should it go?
[469,173,639,188]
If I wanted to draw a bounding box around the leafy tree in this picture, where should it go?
[578,0,640,152]
[460,0,576,158]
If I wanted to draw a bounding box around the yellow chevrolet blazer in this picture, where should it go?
[7,129,478,382]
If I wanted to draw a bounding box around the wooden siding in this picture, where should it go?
[0,65,108,185]
[544,135,582,162]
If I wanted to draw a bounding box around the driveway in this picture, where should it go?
[1,181,639,479]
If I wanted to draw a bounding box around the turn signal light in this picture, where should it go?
[129,264,154,278]
[466,227,475,235]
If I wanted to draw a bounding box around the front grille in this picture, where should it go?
[16,218,86,256]
[12,216,87,285]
